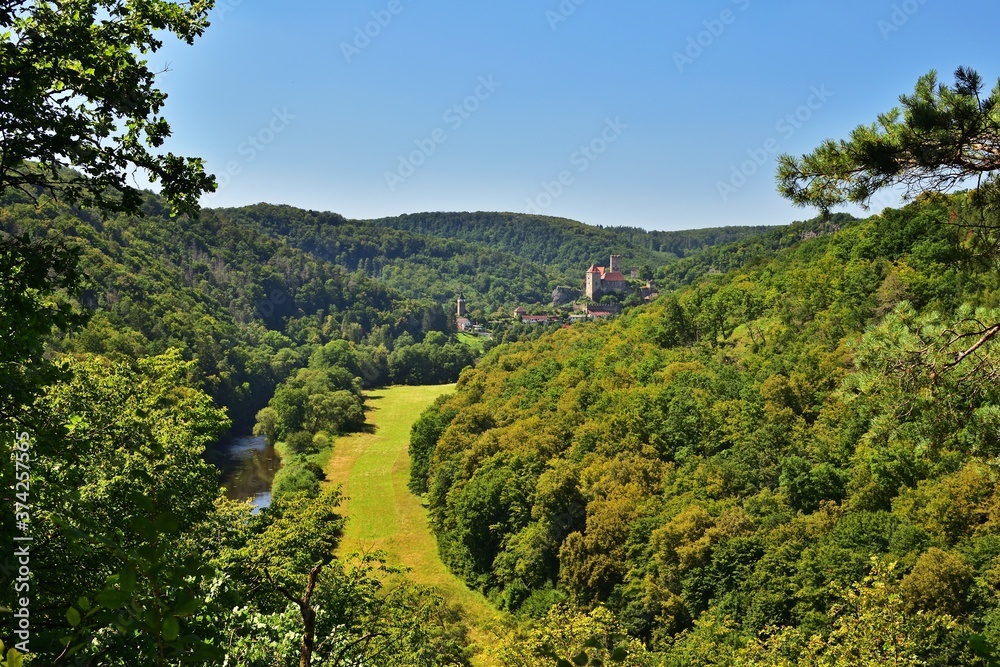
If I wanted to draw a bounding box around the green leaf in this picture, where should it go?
[584,636,603,649]
[189,641,224,661]
[611,647,628,662]
[7,648,24,667]
[95,587,129,609]
[77,596,91,612]
[129,491,154,513]
[573,652,590,666]
[172,599,200,618]
[556,660,574,667]
[119,562,138,593]
[162,616,180,642]
[154,511,179,534]
[66,607,81,627]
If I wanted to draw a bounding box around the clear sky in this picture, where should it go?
[150,0,1000,231]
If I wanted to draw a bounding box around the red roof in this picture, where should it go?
[602,271,626,282]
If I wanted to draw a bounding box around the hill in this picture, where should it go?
[216,204,554,314]
[409,194,1000,662]
[0,190,780,431]
[216,206,780,318]
[0,190,459,430]
[364,210,775,275]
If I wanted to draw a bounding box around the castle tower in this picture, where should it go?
[609,255,622,273]
[456,290,467,317]
[585,266,601,300]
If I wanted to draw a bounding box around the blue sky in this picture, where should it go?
[151,0,999,231]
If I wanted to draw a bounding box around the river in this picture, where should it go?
[215,434,280,512]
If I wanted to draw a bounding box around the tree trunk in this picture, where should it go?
[298,565,323,667]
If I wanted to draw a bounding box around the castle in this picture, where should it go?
[585,255,628,299]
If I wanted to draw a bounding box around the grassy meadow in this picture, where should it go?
[324,384,501,662]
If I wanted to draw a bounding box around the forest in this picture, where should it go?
[0,102,778,667]
[2,0,1000,665]
[408,69,1000,664]
[411,194,1000,664]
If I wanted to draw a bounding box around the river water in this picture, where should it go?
[215,434,280,512]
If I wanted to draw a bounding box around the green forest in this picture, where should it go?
[411,194,1000,664]
[2,1,1000,666]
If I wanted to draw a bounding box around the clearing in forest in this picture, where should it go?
[325,384,500,654]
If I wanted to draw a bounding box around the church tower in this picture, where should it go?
[456,290,467,317]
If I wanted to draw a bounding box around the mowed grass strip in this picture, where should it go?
[325,384,499,631]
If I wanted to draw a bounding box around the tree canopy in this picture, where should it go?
[777,67,1000,213]
[0,0,217,216]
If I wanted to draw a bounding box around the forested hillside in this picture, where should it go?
[364,211,773,276]
[0,189,463,431]
[226,207,776,315]
[410,193,1000,663]
[365,211,671,275]
[219,205,555,313]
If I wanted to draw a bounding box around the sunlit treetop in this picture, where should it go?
[777,67,1000,213]
[0,0,217,217]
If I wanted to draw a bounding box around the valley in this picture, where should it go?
[2,7,998,663]
[323,384,501,663]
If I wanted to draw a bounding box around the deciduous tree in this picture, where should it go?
[0,0,217,216]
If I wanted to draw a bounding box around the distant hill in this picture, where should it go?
[657,212,859,288]
[611,224,777,258]
[223,206,778,314]
[216,205,554,313]
[0,191,455,429]
[363,211,775,274]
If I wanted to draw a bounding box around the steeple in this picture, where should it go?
[456,290,467,317]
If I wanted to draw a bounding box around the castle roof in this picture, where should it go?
[587,265,604,274]
[602,271,626,282]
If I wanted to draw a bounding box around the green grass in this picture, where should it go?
[325,384,502,663]
[456,331,487,354]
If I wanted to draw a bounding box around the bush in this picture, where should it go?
[271,463,321,500]
[284,430,315,456]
